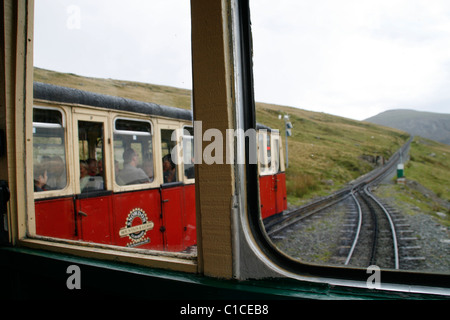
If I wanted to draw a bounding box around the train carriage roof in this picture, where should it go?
[33,82,193,121]
[33,82,274,131]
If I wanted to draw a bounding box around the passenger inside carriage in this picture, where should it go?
[80,160,104,192]
[44,156,67,190]
[33,163,49,192]
[142,159,154,182]
[162,154,177,183]
[86,158,99,176]
[116,148,151,185]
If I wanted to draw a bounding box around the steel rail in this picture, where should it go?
[344,188,363,265]
[266,137,412,238]
[364,185,400,269]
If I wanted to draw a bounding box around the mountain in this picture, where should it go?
[364,109,450,145]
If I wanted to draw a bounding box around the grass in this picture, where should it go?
[255,102,409,205]
[373,136,450,226]
[34,67,192,109]
[407,137,450,202]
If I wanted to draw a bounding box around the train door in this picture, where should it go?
[111,118,164,251]
[160,127,186,251]
[259,131,276,219]
[73,113,113,245]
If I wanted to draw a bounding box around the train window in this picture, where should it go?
[272,133,281,173]
[113,119,153,186]
[78,121,106,192]
[161,129,178,184]
[182,126,195,180]
[258,130,282,176]
[258,131,269,175]
[33,107,68,192]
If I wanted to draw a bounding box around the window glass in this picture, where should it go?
[114,119,153,186]
[258,131,269,175]
[78,121,105,192]
[33,108,67,192]
[33,1,192,254]
[266,133,272,172]
[182,127,195,180]
[273,135,280,173]
[251,0,450,275]
[161,129,178,183]
[34,0,191,94]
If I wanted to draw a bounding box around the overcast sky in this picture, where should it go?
[34,0,192,89]
[34,1,450,120]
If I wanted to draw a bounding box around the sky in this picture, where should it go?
[34,0,450,121]
[34,0,192,89]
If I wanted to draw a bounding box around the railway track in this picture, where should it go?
[341,185,399,269]
[266,138,419,269]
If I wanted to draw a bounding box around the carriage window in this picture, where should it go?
[182,127,195,180]
[161,129,178,183]
[113,119,153,186]
[258,131,272,175]
[78,121,105,193]
[33,108,67,192]
[273,137,280,173]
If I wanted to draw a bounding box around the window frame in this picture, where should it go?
[181,133,195,184]
[3,0,448,295]
[112,116,156,190]
[258,129,283,176]
[32,105,72,199]
[7,0,196,273]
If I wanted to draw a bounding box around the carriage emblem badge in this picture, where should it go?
[119,208,154,247]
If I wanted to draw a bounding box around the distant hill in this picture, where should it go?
[365,109,450,145]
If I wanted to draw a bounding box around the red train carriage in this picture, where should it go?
[32,82,286,252]
[257,125,287,220]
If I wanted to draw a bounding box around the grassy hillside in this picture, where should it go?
[407,137,450,202]
[255,103,409,205]
[33,67,410,205]
[374,136,450,226]
[34,67,192,110]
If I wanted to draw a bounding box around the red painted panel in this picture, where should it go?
[76,194,113,245]
[259,175,275,220]
[259,173,288,220]
[35,197,77,240]
[112,189,164,251]
[275,172,287,214]
[183,184,197,248]
[161,185,186,252]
